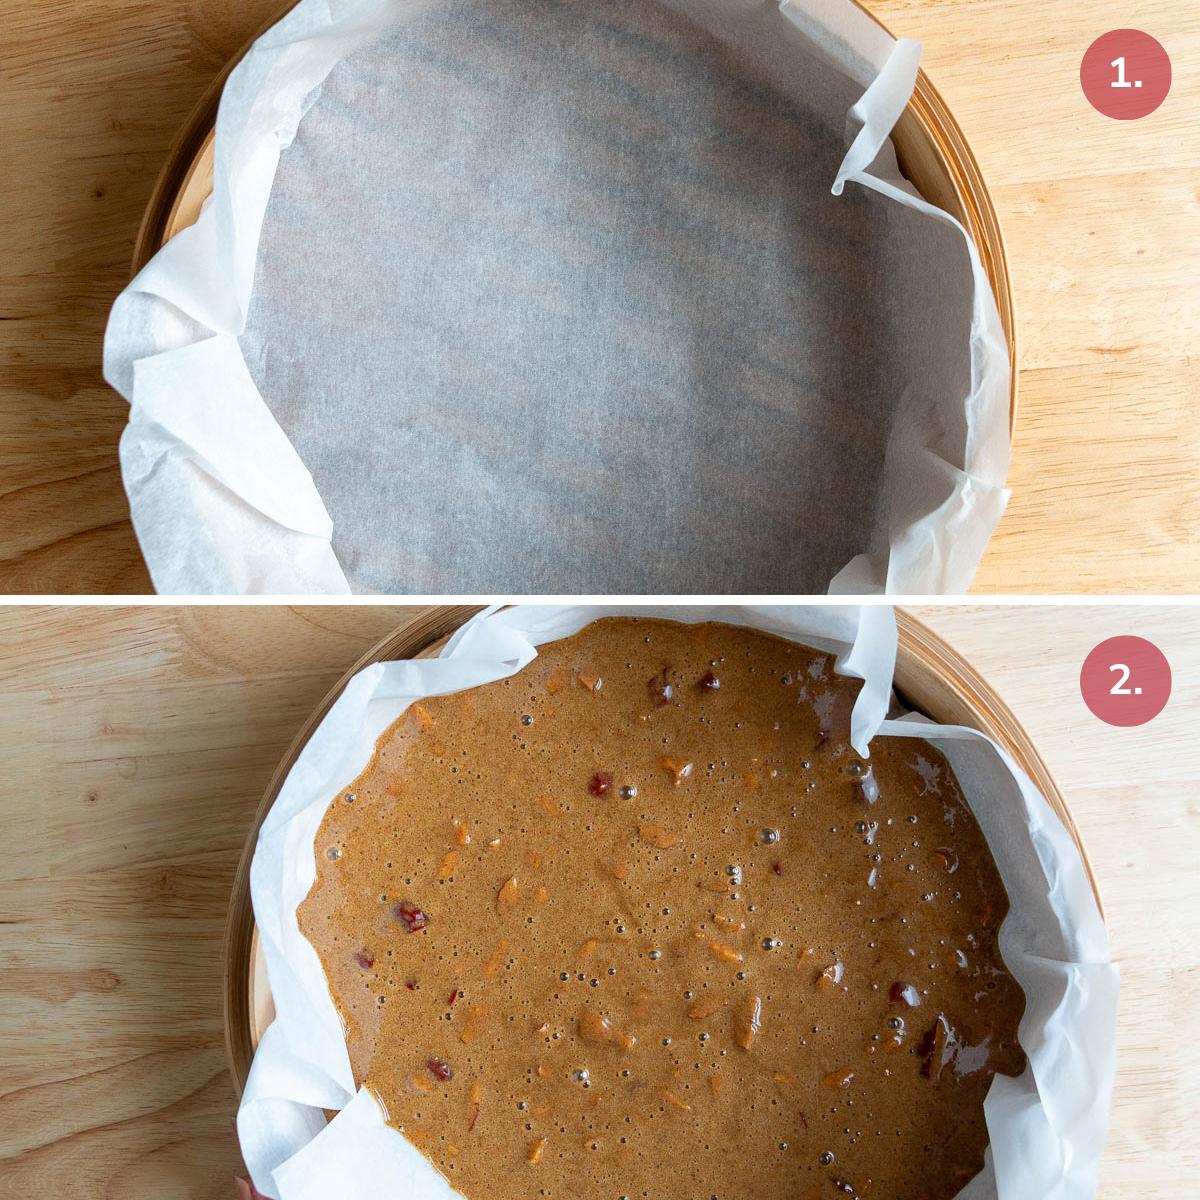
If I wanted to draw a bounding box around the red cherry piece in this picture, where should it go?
[590,772,613,797]
[395,902,428,933]
[427,1057,453,1081]
[354,950,375,969]
[698,672,720,692]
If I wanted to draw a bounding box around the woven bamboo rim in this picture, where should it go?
[133,0,1018,433]
[223,606,1100,1095]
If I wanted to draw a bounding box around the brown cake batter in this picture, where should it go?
[300,618,1025,1200]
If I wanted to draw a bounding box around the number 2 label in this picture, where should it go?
[1107,663,1141,695]
[1082,637,1170,726]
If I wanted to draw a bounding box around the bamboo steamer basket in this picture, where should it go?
[134,1,1018,432]
[223,606,1100,1093]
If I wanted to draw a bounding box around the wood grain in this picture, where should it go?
[0,0,285,594]
[866,0,1200,592]
[0,603,1195,1196]
[0,605,418,1196]
[1,0,1197,593]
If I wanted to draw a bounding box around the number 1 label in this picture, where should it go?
[1110,56,1142,89]
[1081,31,1170,119]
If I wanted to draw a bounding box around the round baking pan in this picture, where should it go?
[223,606,1100,1093]
[134,0,1017,433]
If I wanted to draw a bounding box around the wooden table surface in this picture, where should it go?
[0,602,1195,1197]
[2,1,1198,594]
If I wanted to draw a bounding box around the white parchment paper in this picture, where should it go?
[103,0,1011,595]
[237,605,1117,1199]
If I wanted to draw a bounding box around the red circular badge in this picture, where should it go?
[1080,636,1171,727]
[1081,30,1171,120]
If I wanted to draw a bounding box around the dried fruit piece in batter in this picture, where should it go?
[816,962,844,990]
[733,994,762,1049]
[934,847,960,874]
[496,876,521,913]
[394,902,428,933]
[687,996,724,1020]
[648,666,674,707]
[659,756,694,783]
[427,1058,453,1081]
[459,1004,488,1044]
[577,1007,613,1043]
[822,1067,855,1089]
[578,1006,636,1049]
[483,939,510,977]
[708,939,743,964]
[660,1088,693,1113]
[920,1013,960,1080]
[890,981,922,1008]
[639,823,681,848]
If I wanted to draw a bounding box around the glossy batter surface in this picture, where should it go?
[300,618,1025,1200]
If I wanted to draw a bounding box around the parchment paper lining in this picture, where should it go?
[103,0,1011,595]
